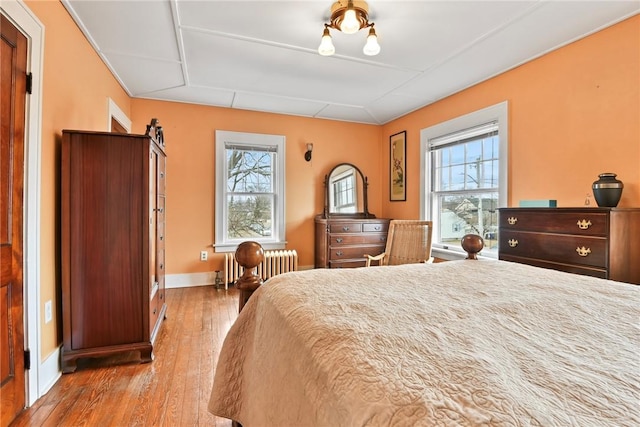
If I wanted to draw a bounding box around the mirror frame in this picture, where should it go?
[323,163,375,218]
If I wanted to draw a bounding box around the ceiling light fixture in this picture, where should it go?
[318,0,380,57]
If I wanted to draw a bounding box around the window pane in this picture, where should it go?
[433,133,498,192]
[436,165,448,191]
[449,165,465,190]
[466,140,482,161]
[226,149,274,193]
[436,192,499,253]
[227,194,273,239]
[483,135,498,159]
[464,163,478,188]
[450,144,465,165]
[442,149,450,165]
[479,159,498,187]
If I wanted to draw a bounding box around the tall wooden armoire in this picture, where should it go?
[61,122,167,373]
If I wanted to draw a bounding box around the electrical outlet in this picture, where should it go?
[200,250,208,261]
[44,300,52,323]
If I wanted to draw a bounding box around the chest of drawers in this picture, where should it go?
[498,207,640,284]
[315,216,391,268]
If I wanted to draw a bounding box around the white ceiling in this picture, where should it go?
[62,1,639,125]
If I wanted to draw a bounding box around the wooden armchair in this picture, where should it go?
[365,220,434,266]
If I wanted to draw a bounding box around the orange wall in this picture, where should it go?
[25,0,382,360]
[381,15,639,219]
[19,0,640,363]
[25,0,131,359]
[130,100,382,274]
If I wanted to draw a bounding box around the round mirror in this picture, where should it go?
[323,163,373,218]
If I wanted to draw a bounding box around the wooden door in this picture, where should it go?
[0,13,28,427]
[110,116,128,133]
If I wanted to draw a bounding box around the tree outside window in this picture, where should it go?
[226,148,274,238]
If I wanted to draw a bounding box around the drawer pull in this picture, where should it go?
[576,246,591,257]
[342,226,350,232]
[508,239,518,248]
[507,217,518,225]
[336,237,343,243]
[336,251,343,257]
[577,219,592,230]
[374,225,381,231]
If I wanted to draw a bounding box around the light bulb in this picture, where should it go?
[340,9,360,34]
[318,28,335,56]
[363,27,380,56]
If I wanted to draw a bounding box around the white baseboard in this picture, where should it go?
[166,272,217,289]
[38,346,61,398]
[166,266,315,289]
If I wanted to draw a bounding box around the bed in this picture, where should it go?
[209,243,639,426]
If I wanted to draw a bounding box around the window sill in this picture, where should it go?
[213,242,286,253]
[432,247,497,261]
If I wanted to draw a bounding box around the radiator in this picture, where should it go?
[223,249,298,288]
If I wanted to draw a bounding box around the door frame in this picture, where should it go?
[108,97,131,132]
[1,0,45,406]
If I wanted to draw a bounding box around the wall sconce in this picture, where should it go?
[305,143,313,162]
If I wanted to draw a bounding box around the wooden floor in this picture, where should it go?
[11,286,239,427]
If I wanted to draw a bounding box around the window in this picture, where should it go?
[215,130,286,252]
[420,102,508,258]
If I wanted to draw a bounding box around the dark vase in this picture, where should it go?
[592,173,623,207]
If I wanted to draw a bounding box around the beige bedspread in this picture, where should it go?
[209,260,640,426]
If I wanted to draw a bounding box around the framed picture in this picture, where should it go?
[390,131,406,201]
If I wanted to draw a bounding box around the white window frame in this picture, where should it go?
[420,101,508,260]
[214,130,286,252]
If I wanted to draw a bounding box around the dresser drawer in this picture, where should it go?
[500,255,608,279]
[499,231,607,269]
[330,244,385,261]
[329,222,363,233]
[329,259,367,269]
[500,210,608,236]
[363,222,388,233]
[329,233,387,246]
